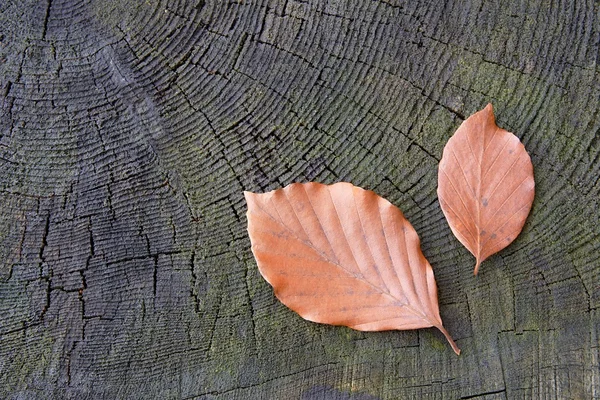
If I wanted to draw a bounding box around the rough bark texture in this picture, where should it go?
[0,0,599,399]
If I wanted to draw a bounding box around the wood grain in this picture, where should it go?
[0,0,598,398]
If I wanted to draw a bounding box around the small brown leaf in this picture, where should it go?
[245,182,460,354]
[437,104,535,275]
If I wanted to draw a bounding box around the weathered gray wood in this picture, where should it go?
[1,0,599,398]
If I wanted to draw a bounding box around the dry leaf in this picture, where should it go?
[437,104,535,275]
[245,182,460,354]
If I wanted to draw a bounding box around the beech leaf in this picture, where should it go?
[245,182,460,355]
[437,104,535,275]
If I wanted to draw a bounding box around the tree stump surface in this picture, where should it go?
[0,0,599,398]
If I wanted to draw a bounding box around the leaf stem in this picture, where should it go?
[474,258,481,275]
[436,325,461,355]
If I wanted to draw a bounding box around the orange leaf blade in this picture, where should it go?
[245,182,460,354]
[437,104,535,275]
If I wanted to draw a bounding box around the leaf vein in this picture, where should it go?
[377,201,409,305]
[450,147,477,198]
[482,175,533,227]
[480,202,532,251]
[484,153,523,201]
[348,188,391,295]
[481,134,511,182]
[440,168,478,243]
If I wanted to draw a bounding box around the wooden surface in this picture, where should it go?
[0,0,599,398]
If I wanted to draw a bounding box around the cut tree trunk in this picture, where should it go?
[1,0,599,399]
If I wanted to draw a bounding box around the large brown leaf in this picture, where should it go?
[245,182,460,354]
[437,104,535,275]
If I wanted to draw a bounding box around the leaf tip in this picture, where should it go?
[481,103,497,125]
[243,190,256,201]
[244,191,261,218]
